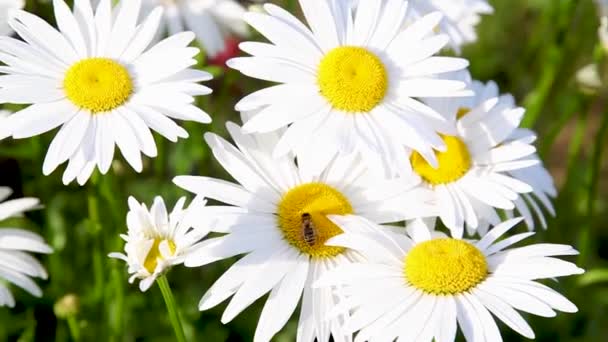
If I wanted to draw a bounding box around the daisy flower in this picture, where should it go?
[408,0,493,53]
[0,187,52,307]
[0,0,213,185]
[109,196,204,292]
[142,0,248,58]
[404,75,538,238]
[174,120,434,342]
[319,216,583,342]
[230,0,470,175]
[503,129,556,231]
[0,0,23,35]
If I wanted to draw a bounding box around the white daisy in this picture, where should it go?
[408,0,493,53]
[173,120,434,342]
[0,0,213,185]
[0,0,23,36]
[503,129,556,231]
[0,187,52,307]
[403,74,539,238]
[230,0,471,175]
[319,216,584,342]
[109,196,204,292]
[142,0,248,58]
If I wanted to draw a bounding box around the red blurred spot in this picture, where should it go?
[208,37,241,68]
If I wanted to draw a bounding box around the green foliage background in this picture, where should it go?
[1,0,607,341]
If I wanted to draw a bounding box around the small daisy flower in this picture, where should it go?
[0,0,23,35]
[408,0,493,53]
[503,129,556,231]
[0,187,52,307]
[142,0,248,58]
[0,0,213,185]
[109,196,204,292]
[319,216,583,342]
[174,121,434,342]
[230,0,470,175]
[405,76,538,238]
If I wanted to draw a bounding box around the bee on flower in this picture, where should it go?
[174,115,435,342]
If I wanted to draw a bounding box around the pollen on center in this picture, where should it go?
[63,57,134,114]
[405,238,488,295]
[143,238,177,274]
[410,134,472,185]
[317,46,388,113]
[277,182,353,258]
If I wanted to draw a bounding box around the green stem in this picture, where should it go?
[157,275,187,342]
[578,109,608,265]
[87,178,105,302]
[522,0,584,128]
[67,316,80,341]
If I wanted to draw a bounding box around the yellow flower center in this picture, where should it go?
[63,58,134,113]
[405,239,488,295]
[277,183,353,258]
[410,135,472,185]
[456,107,471,119]
[143,238,177,274]
[317,46,388,113]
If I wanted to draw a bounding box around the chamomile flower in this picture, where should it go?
[404,76,538,237]
[142,0,248,58]
[230,0,470,175]
[174,121,433,342]
[0,187,52,307]
[503,129,556,231]
[0,0,213,185]
[109,196,204,292]
[319,216,583,342]
[408,0,493,53]
[0,0,23,35]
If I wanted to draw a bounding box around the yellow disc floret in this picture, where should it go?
[277,182,353,258]
[317,46,388,113]
[410,135,472,185]
[143,238,176,274]
[63,58,134,113]
[405,239,488,295]
[456,107,471,119]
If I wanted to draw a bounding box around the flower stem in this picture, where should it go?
[87,175,105,302]
[157,275,187,342]
[67,316,80,341]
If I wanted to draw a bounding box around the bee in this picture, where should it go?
[301,213,317,247]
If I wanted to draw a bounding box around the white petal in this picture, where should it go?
[221,246,296,323]
[254,253,309,342]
